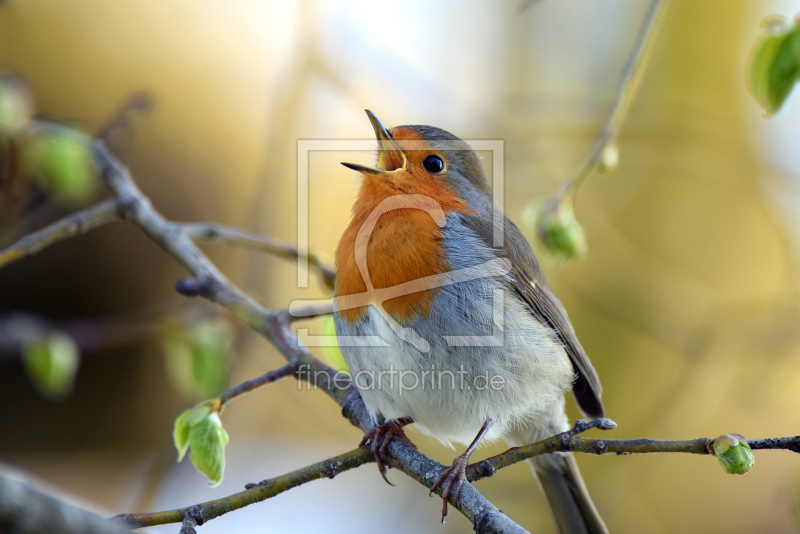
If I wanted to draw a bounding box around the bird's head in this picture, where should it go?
[342,110,493,209]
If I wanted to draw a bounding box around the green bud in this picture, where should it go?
[20,125,97,205]
[320,315,349,373]
[174,400,216,462]
[0,74,34,137]
[173,399,228,486]
[22,332,80,401]
[164,317,234,400]
[184,401,214,426]
[712,434,754,475]
[525,195,588,264]
[749,18,800,116]
[597,137,619,175]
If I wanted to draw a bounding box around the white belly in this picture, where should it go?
[335,276,575,447]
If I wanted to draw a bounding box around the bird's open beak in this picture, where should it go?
[341,109,407,175]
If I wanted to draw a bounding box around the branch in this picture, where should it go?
[96,92,154,153]
[0,198,120,268]
[556,0,665,199]
[0,471,132,534]
[182,222,335,290]
[469,435,712,482]
[0,198,335,293]
[113,424,800,531]
[217,358,300,406]
[114,448,374,529]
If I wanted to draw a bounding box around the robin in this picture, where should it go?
[334,110,608,534]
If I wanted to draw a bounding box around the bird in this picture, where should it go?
[333,109,609,534]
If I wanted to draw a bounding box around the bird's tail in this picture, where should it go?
[527,450,608,534]
[505,401,608,534]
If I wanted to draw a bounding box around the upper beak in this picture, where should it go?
[366,110,406,171]
[341,110,407,175]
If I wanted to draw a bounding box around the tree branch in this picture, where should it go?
[555,0,665,200]
[112,423,800,531]
[182,222,335,289]
[217,358,301,406]
[113,448,374,529]
[0,198,120,268]
[0,471,132,534]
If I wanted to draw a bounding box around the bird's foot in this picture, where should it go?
[568,417,618,436]
[359,417,415,485]
[428,420,493,522]
[429,453,470,523]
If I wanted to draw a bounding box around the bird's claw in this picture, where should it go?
[429,454,469,523]
[359,418,415,485]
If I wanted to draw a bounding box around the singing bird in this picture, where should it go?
[334,110,608,534]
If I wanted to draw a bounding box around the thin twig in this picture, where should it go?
[286,302,333,321]
[556,0,665,201]
[469,435,710,482]
[96,92,153,153]
[0,198,119,268]
[112,426,800,531]
[218,359,301,406]
[177,505,202,534]
[0,206,335,292]
[113,448,375,529]
[183,222,335,290]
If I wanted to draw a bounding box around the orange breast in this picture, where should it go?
[335,169,470,324]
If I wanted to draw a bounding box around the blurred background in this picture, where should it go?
[1,0,800,532]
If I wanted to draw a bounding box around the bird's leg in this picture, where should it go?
[359,417,416,485]
[429,419,493,522]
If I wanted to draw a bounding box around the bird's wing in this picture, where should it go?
[460,213,605,419]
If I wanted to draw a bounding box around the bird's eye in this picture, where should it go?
[422,155,445,173]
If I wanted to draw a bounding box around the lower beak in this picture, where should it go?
[341,110,407,175]
[341,161,382,175]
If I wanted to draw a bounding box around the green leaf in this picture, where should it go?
[173,409,191,462]
[187,412,229,487]
[751,32,787,114]
[190,320,233,398]
[712,434,755,475]
[768,28,800,112]
[173,400,216,461]
[749,20,800,116]
[20,125,98,205]
[22,332,80,401]
[164,317,233,400]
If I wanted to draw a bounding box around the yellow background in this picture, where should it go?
[1,1,800,532]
